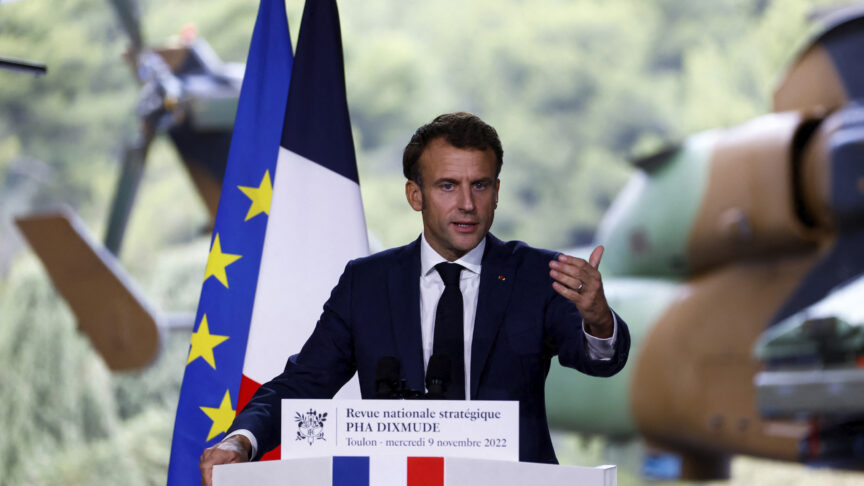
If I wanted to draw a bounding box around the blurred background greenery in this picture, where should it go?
[0,0,861,484]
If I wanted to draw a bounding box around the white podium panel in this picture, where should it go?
[213,456,616,486]
[282,399,519,461]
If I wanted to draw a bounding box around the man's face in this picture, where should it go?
[406,138,500,261]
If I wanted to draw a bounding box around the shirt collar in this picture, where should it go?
[420,232,485,277]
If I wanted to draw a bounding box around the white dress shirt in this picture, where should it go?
[230,233,618,457]
[418,233,618,399]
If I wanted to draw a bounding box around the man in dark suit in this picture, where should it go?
[200,112,629,484]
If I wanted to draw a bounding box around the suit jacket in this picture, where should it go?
[228,233,630,463]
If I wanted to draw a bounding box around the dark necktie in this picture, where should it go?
[433,262,465,399]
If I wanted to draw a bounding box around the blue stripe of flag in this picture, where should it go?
[333,456,370,486]
[280,0,359,184]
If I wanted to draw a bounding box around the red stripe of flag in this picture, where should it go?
[237,374,280,461]
[407,457,444,486]
[237,374,261,413]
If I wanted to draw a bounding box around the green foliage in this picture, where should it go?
[340,0,833,248]
[112,332,188,421]
[0,257,117,482]
[27,408,174,486]
[0,0,136,213]
[0,254,189,484]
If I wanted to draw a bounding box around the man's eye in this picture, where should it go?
[473,183,487,190]
[441,183,454,190]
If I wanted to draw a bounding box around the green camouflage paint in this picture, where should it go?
[595,132,720,278]
[545,277,681,436]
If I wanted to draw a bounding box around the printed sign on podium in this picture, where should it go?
[281,399,519,460]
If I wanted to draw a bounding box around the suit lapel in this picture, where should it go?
[388,238,425,391]
[471,234,515,398]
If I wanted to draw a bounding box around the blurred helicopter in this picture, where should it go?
[12,0,864,481]
[15,0,241,370]
[544,3,864,480]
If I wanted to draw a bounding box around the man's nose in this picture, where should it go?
[457,186,475,211]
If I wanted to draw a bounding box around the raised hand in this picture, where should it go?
[548,245,614,338]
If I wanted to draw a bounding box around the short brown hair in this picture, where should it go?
[402,112,503,185]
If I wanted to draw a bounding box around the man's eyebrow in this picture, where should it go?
[432,176,495,185]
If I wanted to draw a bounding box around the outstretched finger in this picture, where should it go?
[550,267,584,293]
[552,280,584,304]
[588,245,604,269]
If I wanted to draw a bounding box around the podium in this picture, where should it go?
[214,399,615,485]
[213,456,617,486]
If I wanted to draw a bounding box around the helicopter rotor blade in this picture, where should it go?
[106,0,144,57]
[15,209,161,370]
[103,128,154,256]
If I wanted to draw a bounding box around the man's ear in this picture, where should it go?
[406,180,423,211]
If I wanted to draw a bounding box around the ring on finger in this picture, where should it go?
[576,280,584,292]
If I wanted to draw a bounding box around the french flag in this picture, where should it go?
[238,0,368,460]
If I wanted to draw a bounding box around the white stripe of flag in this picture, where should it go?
[242,147,368,395]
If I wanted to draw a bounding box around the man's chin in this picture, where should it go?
[448,233,483,254]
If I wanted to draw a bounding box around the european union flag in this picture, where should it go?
[167,0,293,483]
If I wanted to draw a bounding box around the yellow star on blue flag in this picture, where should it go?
[238,170,273,221]
[200,390,235,441]
[203,234,242,288]
[187,315,229,369]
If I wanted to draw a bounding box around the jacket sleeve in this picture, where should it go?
[226,261,358,460]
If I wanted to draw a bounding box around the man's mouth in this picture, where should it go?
[453,222,478,232]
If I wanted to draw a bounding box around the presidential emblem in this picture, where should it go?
[295,408,327,445]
